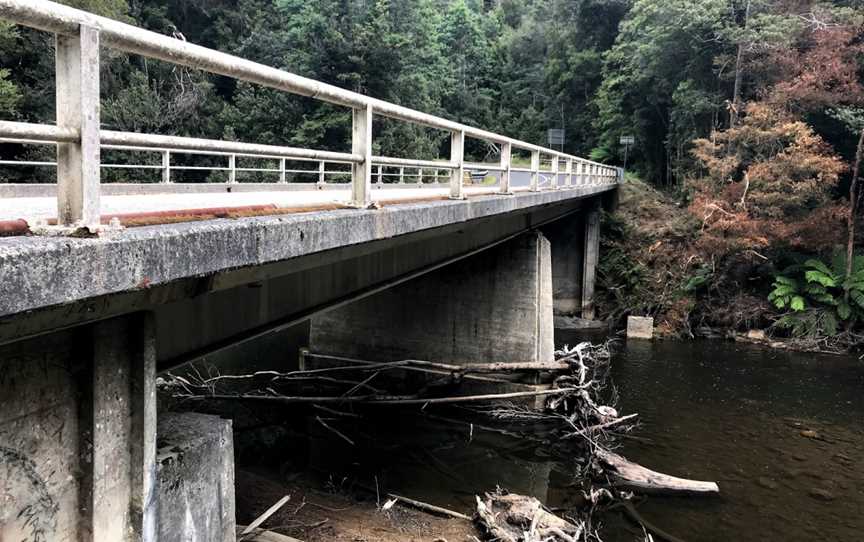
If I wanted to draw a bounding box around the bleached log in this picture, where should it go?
[596,449,719,496]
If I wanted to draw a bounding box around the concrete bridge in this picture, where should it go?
[0,1,620,541]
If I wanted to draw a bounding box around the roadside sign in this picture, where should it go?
[547,129,565,146]
[620,135,635,145]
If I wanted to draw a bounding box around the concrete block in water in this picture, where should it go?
[157,412,235,542]
[626,316,654,340]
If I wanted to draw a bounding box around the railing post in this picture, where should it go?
[530,150,540,192]
[279,158,286,183]
[350,104,373,207]
[418,167,423,185]
[565,158,573,186]
[399,166,404,184]
[377,164,383,186]
[499,141,512,194]
[161,150,171,183]
[56,24,100,228]
[551,156,559,189]
[449,129,465,199]
[317,160,325,186]
[228,154,236,183]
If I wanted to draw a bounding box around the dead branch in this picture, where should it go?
[386,493,471,521]
[179,387,580,406]
[316,416,355,446]
[241,494,291,537]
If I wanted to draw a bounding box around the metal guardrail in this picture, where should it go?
[0,0,620,228]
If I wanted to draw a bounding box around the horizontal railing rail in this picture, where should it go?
[0,0,620,228]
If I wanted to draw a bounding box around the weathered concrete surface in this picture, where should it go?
[0,312,156,542]
[581,202,601,319]
[310,231,554,365]
[157,412,235,542]
[542,213,585,315]
[0,185,614,320]
[91,313,158,542]
[0,330,84,542]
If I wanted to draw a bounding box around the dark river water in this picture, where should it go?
[600,340,864,541]
[240,339,864,541]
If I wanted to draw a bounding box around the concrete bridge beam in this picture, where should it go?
[309,231,554,365]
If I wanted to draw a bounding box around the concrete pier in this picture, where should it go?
[0,312,157,542]
[310,231,554,365]
[543,213,585,316]
[582,202,601,320]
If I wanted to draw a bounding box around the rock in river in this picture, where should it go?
[808,488,835,502]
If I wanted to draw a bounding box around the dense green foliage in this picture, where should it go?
[0,0,632,182]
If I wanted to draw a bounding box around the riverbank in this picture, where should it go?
[597,177,861,353]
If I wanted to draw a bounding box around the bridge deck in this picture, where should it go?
[0,184,615,321]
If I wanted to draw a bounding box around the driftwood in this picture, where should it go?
[181,387,577,406]
[241,495,291,536]
[386,493,472,521]
[475,492,582,542]
[237,527,303,542]
[596,449,720,496]
[304,353,573,374]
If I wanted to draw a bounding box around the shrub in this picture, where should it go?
[768,252,864,338]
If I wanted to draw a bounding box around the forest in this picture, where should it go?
[1,0,863,348]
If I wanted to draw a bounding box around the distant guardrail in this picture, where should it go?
[0,0,620,228]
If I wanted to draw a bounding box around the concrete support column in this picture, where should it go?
[90,312,158,542]
[309,231,554,365]
[582,202,601,320]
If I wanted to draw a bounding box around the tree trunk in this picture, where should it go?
[730,0,751,128]
[845,127,864,300]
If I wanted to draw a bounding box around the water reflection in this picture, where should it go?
[606,340,864,541]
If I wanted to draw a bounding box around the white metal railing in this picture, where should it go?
[0,0,620,227]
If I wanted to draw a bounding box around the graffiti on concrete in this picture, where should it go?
[0,446,58,542]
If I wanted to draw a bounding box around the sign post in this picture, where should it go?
[619,135,634,178]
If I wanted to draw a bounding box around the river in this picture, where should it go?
[238,339,864,541]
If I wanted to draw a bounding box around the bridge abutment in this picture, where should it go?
[0,312,157,542]
[309,231,555,365]
[0,312,235,542]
